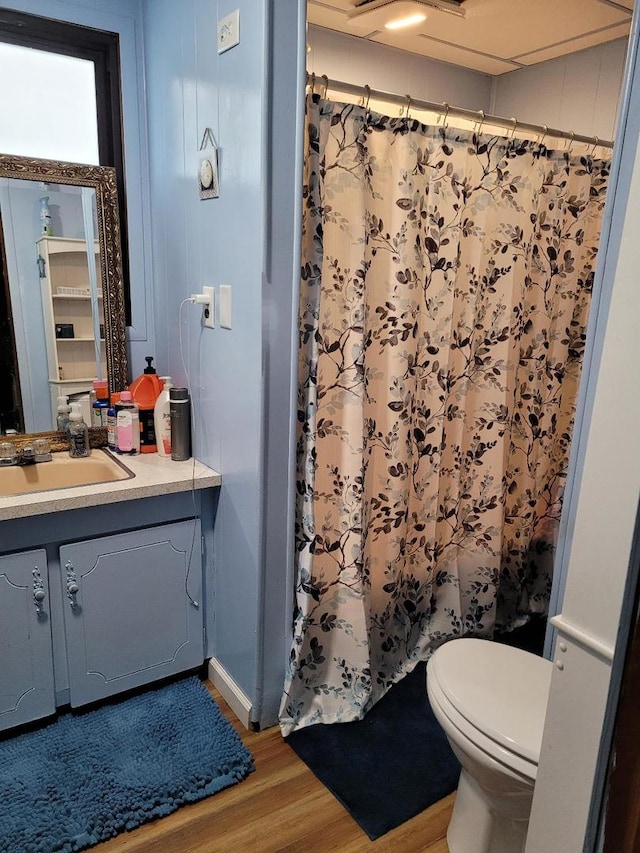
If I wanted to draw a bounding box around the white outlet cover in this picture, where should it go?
[219,284,232,329]
[217,10,240,54]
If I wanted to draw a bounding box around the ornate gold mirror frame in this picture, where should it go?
[0,153,128,451]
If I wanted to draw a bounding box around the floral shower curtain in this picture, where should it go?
[279,95,610,735]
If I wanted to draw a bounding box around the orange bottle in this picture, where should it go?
[128,357,163,452]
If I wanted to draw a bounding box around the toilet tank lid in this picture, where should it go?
[428,638,553,764]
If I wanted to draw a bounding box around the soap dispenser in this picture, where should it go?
[56,395,71,432]
[68,403,90,458]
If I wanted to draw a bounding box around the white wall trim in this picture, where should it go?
[549,615,615,662]
[526,6,640,847]
[208,657,253,730]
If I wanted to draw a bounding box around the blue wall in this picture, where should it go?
[1,0,303,727]
[142,0,303,724]
[142,0,266,707]
[260,0,306,727]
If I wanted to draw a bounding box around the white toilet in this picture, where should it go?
[426,637,553,853]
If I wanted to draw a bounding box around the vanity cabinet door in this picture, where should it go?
[0,549,55,731]
[60,520,203,707]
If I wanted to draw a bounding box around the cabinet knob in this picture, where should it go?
[32,567,46,617]
[66,580,80,607]
[64,560,80,608]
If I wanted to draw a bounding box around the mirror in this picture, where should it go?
[0,153,128,437]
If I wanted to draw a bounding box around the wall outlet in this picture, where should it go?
[203,286,215,329]
[217,10,240,54]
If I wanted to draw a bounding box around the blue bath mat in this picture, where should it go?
[0,677,254,853]
[286,662,460,840]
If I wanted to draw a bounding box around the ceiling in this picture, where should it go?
[307,0,634,75]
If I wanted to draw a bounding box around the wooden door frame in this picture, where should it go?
[600,561,640,851]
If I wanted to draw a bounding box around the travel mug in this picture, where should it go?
[169,387,191,461]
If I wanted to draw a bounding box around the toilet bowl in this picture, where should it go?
[426,637,553,853]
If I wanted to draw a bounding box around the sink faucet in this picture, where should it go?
[27,439,52,463]
[0,442,18,466]
[19,446,37,465]
[0,439,52,466]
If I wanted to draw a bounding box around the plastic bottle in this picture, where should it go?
[56,395,71,432]
[89,383,97,415]
[68,403,90,458]
[153,377,173,457]
[106,392,121,451]
[39,196,52,236]
[91,380,110,427]
[129,357,163,453]
[170,387,191,461]
[115,391,140,455]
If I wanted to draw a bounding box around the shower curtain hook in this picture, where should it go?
[442,102,450,130]
[477,109,486,134]
[321,75,329,99]
[509,117,518,139]
[590,135,600,156]
[361,84,371,110]
[309,72,316,93]
[404,94,412,119]
[538,124,548,146]
[567,130,575,153]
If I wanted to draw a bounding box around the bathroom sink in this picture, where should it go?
[0,449,134,497]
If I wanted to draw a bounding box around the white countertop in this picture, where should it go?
[0,451,221,521]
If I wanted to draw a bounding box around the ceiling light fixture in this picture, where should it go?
[350,0,466,22]
[385,12,427,29]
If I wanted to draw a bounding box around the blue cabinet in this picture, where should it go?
[60,520,203,707]
[0,549,56,729]
[0,508,207,733]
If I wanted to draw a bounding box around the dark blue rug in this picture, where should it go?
[285,662,460,840]
[0,677,254,853]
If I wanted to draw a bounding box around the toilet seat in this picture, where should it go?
[428,670,538,782]
[428,638,553,777]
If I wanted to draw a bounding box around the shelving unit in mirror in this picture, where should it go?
[38,237,106,424]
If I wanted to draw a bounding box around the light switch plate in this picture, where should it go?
[217,10,240,54]
[219,285,232,329]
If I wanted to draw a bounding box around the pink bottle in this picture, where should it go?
[115,391,140,455]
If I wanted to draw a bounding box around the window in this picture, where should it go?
[0,41,99,163]
[0,8,130,320]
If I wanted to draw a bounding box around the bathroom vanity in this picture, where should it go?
[0,453,220,732]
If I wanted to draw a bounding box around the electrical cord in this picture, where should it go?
[178,296,207,610]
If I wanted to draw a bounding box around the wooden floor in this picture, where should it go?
[94,680,454,853]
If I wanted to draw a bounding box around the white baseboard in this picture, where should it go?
[208,657,253,729]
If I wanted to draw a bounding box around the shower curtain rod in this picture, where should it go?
[307,73,614,150]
